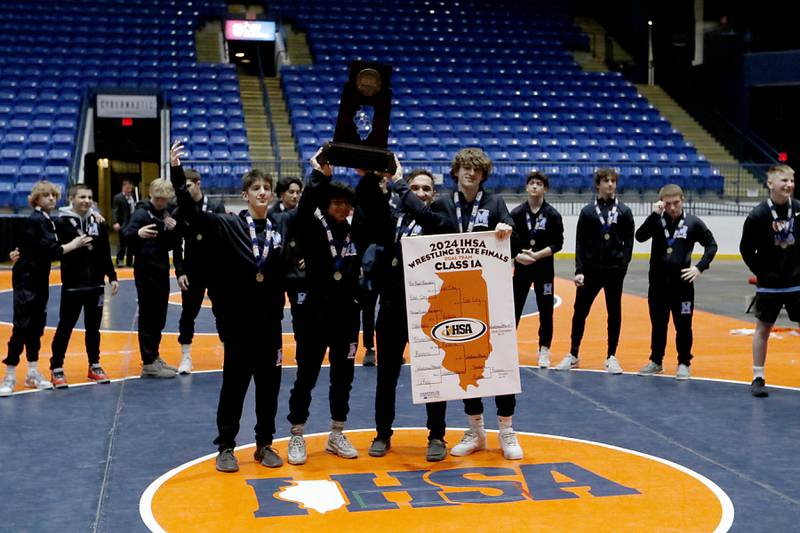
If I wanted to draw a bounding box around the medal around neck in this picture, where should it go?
[324,61,396,174]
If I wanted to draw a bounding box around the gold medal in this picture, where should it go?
[196,233,202,241]
[333,271,343,281]
[255,272,264,282]
[666,247,673,254]
[530,239,536,246]
[289,240,296,248]
[391,257,398,267]
[604,233,610,240]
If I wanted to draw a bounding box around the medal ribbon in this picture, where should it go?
[245,213,273,270]
[594,197,618,231]
[525,208,543,239]
[315,208,352,271]
[454,190,484,233]
[660,213,685,247]
[395,214,419,243]
[767,198,794,240]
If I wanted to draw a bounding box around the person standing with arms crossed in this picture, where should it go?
[554,168,634,374]
[635,184,717,380]
[740,165,800,397]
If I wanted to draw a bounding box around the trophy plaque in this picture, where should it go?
[324,61,395,173]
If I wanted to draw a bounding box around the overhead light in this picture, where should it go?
[235,52,245,58]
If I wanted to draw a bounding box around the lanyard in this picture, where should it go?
[767,198,794,236]
[245,213,273,270]
[395,214,420,243]
[68,214,97,235]
[525,207,544,236]
[35,207,57,236]
[594,197,618,229]
[454,190,484,233]
[315,208,352,269]
[660,213,685,246]
[200,195,209,213]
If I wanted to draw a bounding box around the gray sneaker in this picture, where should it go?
[155,357,178,372]
[326,431,358,459]
[141,363,177,379]
[287,435,307,465]
[638,361,663,376]
[368,436,391,457]
[426,439,447,462]
[604,355,624,375]
[676,364,691,381]
[216,449,239,473]
[254,445,284,468]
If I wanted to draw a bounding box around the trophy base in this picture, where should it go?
[324,142,396,174]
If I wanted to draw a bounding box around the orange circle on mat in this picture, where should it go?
[142,429,732,532]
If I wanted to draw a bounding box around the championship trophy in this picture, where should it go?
[323,61,395,173]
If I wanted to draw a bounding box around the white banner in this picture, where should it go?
[96,94,158,118]
[401,231,521,404]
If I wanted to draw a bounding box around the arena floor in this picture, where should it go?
[1,258,798,532]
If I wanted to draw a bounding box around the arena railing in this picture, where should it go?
[179,160,773,216]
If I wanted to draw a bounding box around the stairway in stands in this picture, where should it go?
[238,73,273,160]
[636,84,762,197]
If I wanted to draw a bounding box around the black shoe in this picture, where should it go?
[363,348,376,367]
[426,438,447,462]
[254,445,284,468]
[750,377,769,398]
[368,436,390,457]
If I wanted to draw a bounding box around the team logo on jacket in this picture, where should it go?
[474,209,490,227]
[430,318,487,343]
[141,429,733,532]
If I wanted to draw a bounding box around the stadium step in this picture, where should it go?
[237,73,274,160]
[636,84,762,198]
[573,17,633,71]
[195,21,224,63]
[265,76,300,162]
[283,23,314,65]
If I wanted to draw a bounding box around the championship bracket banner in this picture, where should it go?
[401,231,521,404]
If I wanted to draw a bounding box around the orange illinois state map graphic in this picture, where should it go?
[421,269,491,390]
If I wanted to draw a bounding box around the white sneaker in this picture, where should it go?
[287,435,307,465]
[676,364,691,381]
[450,429,487,456]
[605,356,623,375]
[553,354,579,371]
[326,431,358,459]
[499,428,523,460]
[178,352,192,375]
[0,376,15,397]
[538,347,551,368]
[24,369,53,390]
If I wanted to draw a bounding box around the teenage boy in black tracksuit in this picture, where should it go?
[366,166,457,462]
[635,184,717,380]
[124,178,181,379]
[423,148,522,461]
[510,171,564,369]
[1,181,91,397]
[285,149,385,466]
[554,168,634,374]
[740,164,800,397]
[50,184,119,388]
[171,142,286,472]
[270,180,310,387]
[172,168,226,374]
